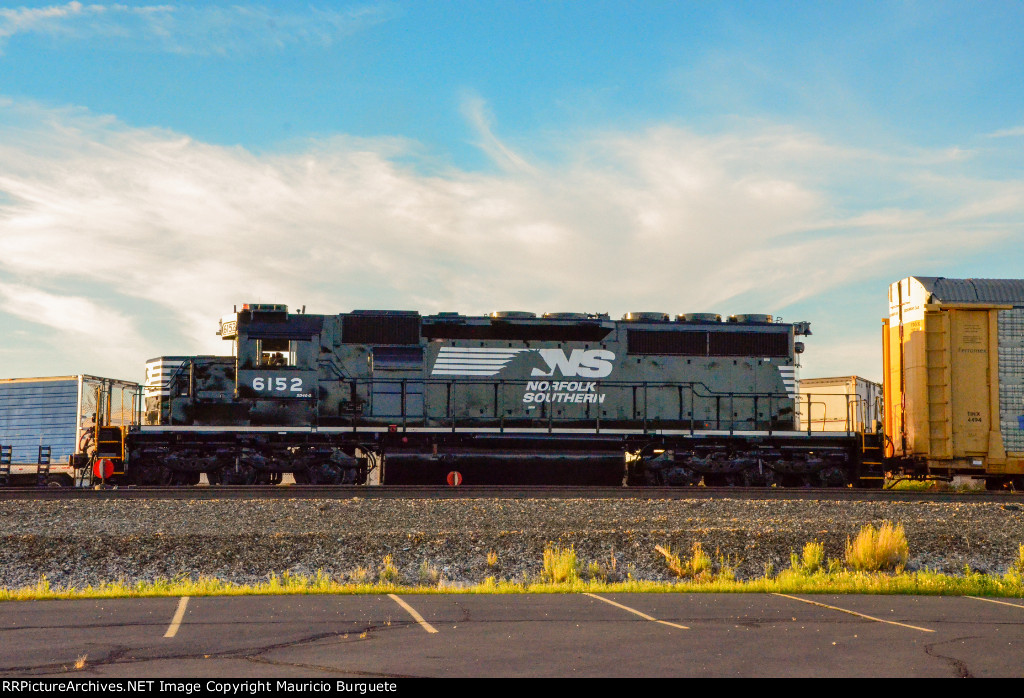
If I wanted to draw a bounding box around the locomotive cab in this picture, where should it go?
[229,304,322,426]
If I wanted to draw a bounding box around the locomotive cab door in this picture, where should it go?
[370,347,424,420]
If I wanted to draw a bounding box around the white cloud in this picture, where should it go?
[0,281,136,338]
[0,2,395,54]
[0,281,149,373]
[1,99,1023,381]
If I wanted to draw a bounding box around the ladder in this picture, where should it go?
[36,445,51,486]
[859,431,886,487]
[95,427,126,482]
[0,445,11,487]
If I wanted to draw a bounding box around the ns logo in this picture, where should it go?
[531,349,615,378]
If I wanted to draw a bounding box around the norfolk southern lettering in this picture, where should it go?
[522,380,606,403]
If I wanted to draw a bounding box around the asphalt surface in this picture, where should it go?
[0,593,1022,677]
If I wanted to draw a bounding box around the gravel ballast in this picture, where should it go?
[1,497,1022,588]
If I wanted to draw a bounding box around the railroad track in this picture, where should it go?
[0,485,1020,503]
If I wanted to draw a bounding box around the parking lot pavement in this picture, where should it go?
[0,593,1020,677]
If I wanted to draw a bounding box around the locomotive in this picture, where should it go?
[101,302,879,487]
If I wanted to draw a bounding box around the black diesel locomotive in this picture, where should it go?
[109,303,879,487]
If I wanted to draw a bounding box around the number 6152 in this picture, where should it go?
[252,376,303,392]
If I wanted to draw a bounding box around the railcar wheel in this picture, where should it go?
[985,477,1011,491]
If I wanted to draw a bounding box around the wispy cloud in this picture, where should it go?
[1,99,1022,380]
[986,126,1024,139]
[0,2,395,55]
[461,93,538,176]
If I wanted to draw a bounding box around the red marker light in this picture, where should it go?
[93,459,114,480]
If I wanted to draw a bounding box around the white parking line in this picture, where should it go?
[772,594,934,633]
[163,596,190,638]
[583,593,689,630]
[388,594,438,634]
[966,596,1024,610]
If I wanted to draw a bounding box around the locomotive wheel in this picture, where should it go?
[655,465,701,486]
[220,464,257,485]
[742,467,776,487]
[779,474,811,488]
[817,465,850,488]
[130,463,173,486]
[301,462,343,485]
[170,471,201,486]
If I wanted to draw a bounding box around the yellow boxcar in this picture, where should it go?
[884,276,1024,485]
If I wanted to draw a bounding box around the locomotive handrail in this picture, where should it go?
[801,395,828,436]
[317,359,348,381]
[797,392,874,436]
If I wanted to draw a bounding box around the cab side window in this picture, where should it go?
[256,339,294,367]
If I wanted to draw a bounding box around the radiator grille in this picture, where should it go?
[342,314,421,345]
[628,330,789,357]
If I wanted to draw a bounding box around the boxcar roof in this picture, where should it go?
[913,276,1024,304]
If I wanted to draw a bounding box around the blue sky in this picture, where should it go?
[1,0,1023,383]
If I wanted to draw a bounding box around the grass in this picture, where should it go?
[378,555,399,584]
[656,543,713,580]
[2,529,1022,602]
[886,478,943,492]
[3,567,1022,601]
[845,521,908,572]
[417,560,442,586]
[797,541,824,574]
[541,545,579,583]
[885,477,989,493]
